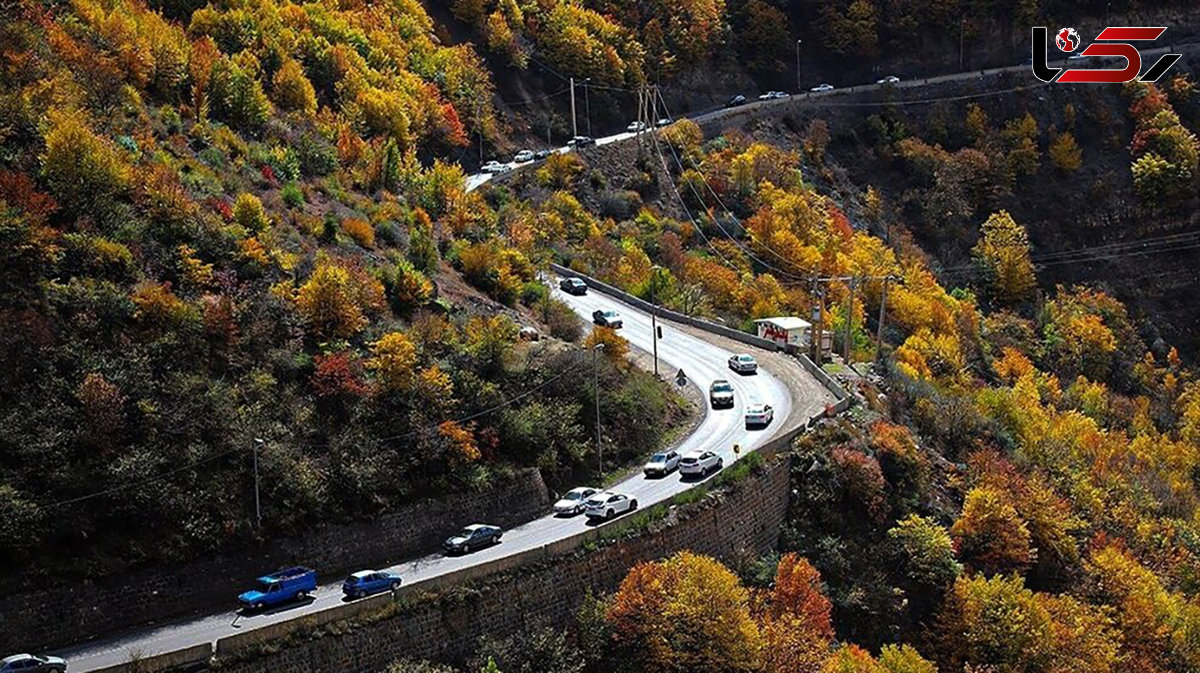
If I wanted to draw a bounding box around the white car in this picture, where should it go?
[679,450,723,477]
[758,91,789,100]
[745,403,774,428]
[655,117,674,127]
[627,121,646,133]
[643,450,681,477]
[876,75,900,84]
[585,491,638,520]
[554,486,599,516]
[728,354,758,373]
[1067,52,1088,61]
[480,160,509,174]
[514,149,535,163]
[810,83,834,92]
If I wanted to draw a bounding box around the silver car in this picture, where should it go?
[810,83,834,92]
[1,654,67,673]
[679,450,723,477]
[643,450,681,477]
[728,354,758,373]
[553,487,599,516]
[585,492,638,520]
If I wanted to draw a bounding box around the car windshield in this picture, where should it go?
[603,311,616,318]
[712,382,732,392]
[650,453,666,461]
[457,528,475,538]
[565,491,583,500]
[740,356,754,362]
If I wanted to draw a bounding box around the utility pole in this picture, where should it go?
[476,98,483,163]
[810,279,823,364]
[584,78,592,137]
[796,39,803,91]
[844,278,856,365]
[570,76,577,139]
[650,265,661,378]
[593,342,605,477]
[252,437,264,531]
[877,275,891,355]
[959,17,966,71]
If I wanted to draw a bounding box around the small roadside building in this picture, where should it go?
[754,316,831,353]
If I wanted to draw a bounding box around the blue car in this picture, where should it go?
[342,569,402,599]
[238,566,317,610]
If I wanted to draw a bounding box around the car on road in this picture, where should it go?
[810,83,835,93]
[1,654,67,673]
[1067,52,1088,60]
[568,135,596,148]
[876,75,901,84]
[342,570,402,599]
[592,309,623,328]
[655,117,674,127]
[725,94,747,107]
[584,491,638,520]
[627,121,646,133]
[758,91,789,100]
[514,149,535,163]
[709,380,735,408]
[728,353,758,373]
[554,486,600,516]
[444,524,502,554]
[643,449,681,477]
[480,160,510,174]
[679,450,723,477]
[745,403,774,428]
[534,149,553,160]
[560,277,588,295]
[238,566,317,610]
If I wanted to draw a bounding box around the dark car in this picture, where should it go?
[560,277,588,295]
[592,309,623,329]
[1,654,67,673]
[444,524,502,554]
[342,570,402,599]
[569,135,596,148]
[709,380,735,408]
[725,95,746,108]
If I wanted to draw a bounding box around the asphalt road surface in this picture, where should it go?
[56,281,800,671]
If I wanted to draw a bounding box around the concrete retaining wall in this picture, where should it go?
[1,470,549,653]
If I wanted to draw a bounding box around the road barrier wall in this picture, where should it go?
[88,643,212,673]
[212,448,795,673]
[2,469,549,654]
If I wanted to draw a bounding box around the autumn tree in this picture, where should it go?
[367,332,418,393]
[950,486,1033,577]
[271,59,317,114]
[41,112,130,220]
[584,326,630,364]
[608,552,762,672]
[971,210,1036,305]
[294,257,386,339]
[1048,131,1082,173]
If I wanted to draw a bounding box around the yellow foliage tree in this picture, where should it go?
[972,210,1036,305]
[367,331,418,393]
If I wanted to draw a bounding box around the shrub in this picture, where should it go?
[1048,131,1082,173]
[41,112,130,219]
[342,217,376,248]
[281,183,304,207]
[233,193,270,232]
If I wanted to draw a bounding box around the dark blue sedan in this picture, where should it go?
[342,569,402,599]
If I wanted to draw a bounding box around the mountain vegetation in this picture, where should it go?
[0,0,687,580]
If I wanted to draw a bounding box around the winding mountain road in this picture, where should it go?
[55,280,830,671]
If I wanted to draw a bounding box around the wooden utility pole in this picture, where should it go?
[844,278,856,364]
[810,279,823,364]
[877,275,890,352]
[570,77,577,139]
